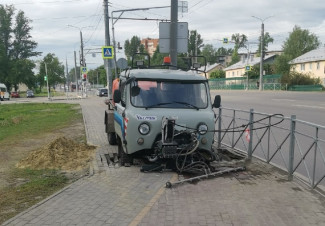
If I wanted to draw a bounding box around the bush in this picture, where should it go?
[210,70,225,79]
[281,71,322,86]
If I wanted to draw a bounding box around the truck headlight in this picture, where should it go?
[138,123,150,135]
[197,123,208,135]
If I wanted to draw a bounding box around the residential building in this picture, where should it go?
[198,63,225,79]
[289,47,325,85]
[224,54,277,78]
[141,38,159,57]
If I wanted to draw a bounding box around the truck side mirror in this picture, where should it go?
[113,89,121,103]
[212,95,221,108]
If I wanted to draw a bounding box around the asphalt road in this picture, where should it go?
[211,90,325,126]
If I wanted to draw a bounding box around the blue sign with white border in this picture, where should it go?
[102,46,114,59]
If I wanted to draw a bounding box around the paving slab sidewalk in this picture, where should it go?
[3,96,325,226]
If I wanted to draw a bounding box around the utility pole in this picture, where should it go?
[104,0,113,99]
[45,62,50,100]
[74,51,78,93]
[170,0,178,67]
[65,57,69,94]
[252,15,273,91]
[259,22,264,91]
[80,30,85,67]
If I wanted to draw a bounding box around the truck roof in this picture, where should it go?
[124,69,207,82]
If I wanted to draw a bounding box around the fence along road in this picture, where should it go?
[212,90,325,190]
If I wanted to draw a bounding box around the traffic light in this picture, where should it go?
[44,76,47,81]
[82,73,87,81]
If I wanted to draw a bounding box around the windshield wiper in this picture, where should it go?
[145,102,173,109]
[173,101,200,110]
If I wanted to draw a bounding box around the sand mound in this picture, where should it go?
[17,137,96,171]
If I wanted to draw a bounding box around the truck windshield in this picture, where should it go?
[130,80,208,109]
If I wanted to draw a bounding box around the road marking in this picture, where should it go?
[129,173,178,226]
[292,104,325,110]
[272,99,296,102]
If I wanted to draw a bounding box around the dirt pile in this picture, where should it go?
[16,137,96,171]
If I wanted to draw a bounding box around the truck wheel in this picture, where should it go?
[108,132,117,145]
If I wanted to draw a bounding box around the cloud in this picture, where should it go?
[2,0,325,70]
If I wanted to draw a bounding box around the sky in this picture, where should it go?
[2,0,325,71]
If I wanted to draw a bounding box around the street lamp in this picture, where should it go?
[252,15,273,91]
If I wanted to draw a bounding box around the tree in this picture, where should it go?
[216,47,233,56]
[229,33,248,66]
[201,44,216,64]
[124,36,145,62]
[0,5,40,90]
[283,25,320,59]
[256,32,274,57]
[87,65,107,87]
[188,30,203,57]
[151,45,168,66]
[37,53,64,92]
[275,25,321,75]
[231,33,248,50]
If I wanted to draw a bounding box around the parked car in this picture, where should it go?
[98,88,108,97]
[26,90,34,98]
[11,91,20,98]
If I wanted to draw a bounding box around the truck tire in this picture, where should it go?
[108,132,117,145]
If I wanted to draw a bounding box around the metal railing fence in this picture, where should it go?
[215,107,325,190]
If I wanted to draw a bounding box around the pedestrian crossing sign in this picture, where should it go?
[245,65,252,71]
[102,46,114,59]
[81,67,87,74]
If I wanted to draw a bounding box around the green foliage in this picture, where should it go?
[274,26,320,75]
[283,25,320,59]
[229,51,240,66]
[37,53,65,91]
[248,64,275,78]
[0,5,40,90]
[201,44,216,64]
[216,47,233,56]
[87,65,108,86]
[231,33,248,50]
[274,54,292,75]
[188,30,203,56]
[124,36,145,61]
[228,33,248,66]
[281,71,322,86]
[210,70,225,79]
[256,32,274,57]
[151,45,168,66]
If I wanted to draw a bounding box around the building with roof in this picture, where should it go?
[289,47,325,85]
[224,54,277,78]
[198,63,224,79]
[141,38,159,57]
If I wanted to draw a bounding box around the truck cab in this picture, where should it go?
[0,83,10,101]
[105,56,220,167]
